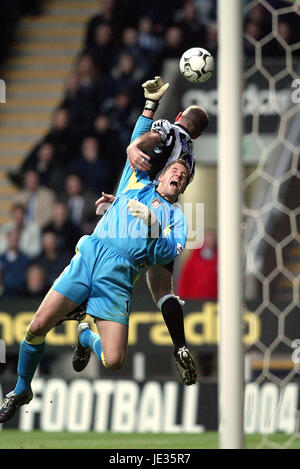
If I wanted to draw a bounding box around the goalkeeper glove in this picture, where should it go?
[128,199,158,227]
[142,76,169,112]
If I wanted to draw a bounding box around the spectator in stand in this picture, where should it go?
[177,230,218,300]
[142,0,183,30]
[25,264,48,297]
[263,20,294,57]
[61,73,85,131]
[43,201,82,254]
[137,17,163,62]
[194,0,216,27]
[101,89,139,125]
[244,3,272,57]
[76,51,97,90]
[111,53,145,98]
[174,0,206,50]
[85,0,122,47]
[19,142,61,190]
[93,113,118,148]
[92,113,124,180]
[277,21,293,45]
[159,26,186,60]
[33,230,72,287]
[60,71,107,144]
[244,20,264,57]
[246,3,271,35]
[0,203,41,258]
[8,141,57,190]
[91,0,145,34]
[85,23,116,74]
[43,107,74,166]
[13,169,56,229]
[0,229,30,296]
[100,89,140,147]
[62,72,80,105]
[68,136,112,194]
[118,27,149,72]
[62,173,98,234]
[73,53,100,127]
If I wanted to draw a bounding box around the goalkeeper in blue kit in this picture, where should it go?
[0,77,208,422]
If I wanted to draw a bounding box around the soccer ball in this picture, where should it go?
[179,47,214,83]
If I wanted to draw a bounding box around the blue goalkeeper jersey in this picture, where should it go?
[93,116,187,268]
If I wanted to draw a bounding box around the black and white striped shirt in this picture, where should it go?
[149,119,195,183]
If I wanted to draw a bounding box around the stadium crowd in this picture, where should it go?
[1,0,298,297]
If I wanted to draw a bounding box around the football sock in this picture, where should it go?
[161,297,186,351]
[14,335,45,395]
[80,328,103,363]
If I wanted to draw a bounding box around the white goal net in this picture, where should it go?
[242,0,300,448]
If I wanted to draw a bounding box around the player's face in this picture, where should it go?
[158,163,189,202]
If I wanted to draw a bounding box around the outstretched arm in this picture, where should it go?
[96,77,170,205]
[114,76,169,196]
[127,76,169,172]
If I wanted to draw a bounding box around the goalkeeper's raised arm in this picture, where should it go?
[116,76,170,195]
[142,76,170,116]
[127,76,169,172]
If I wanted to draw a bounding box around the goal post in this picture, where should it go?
[217,0,244,449]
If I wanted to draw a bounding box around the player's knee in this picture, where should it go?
[146,267,173,304]
[106,361,124,371]
[29,316,49,337]
[147,278,172,304]
[103,351,126,371]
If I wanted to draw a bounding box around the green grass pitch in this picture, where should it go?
[0,431,300,449]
